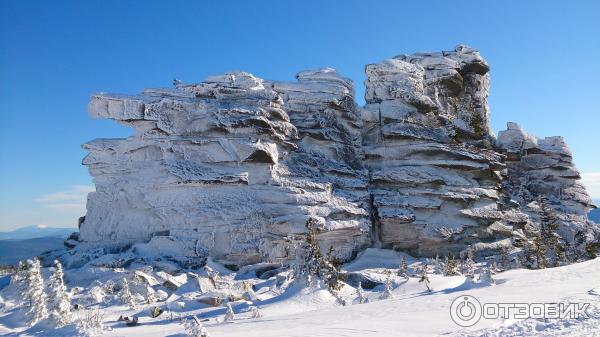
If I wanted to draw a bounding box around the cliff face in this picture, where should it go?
[362,46,510,256]
[497,123,596,243]
[80,45,597,265]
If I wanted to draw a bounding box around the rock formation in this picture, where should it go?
[362,46,509,256]
[497,122,596,243]
[79,45,597,266]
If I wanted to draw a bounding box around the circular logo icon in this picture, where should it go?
[450,295,482,327]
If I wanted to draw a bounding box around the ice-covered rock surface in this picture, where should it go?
[497,122,596,241]
[79,45,597,265]
[82,70,369,266]
[362,46,508,256]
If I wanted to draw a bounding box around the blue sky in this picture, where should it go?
[1,0,599,231]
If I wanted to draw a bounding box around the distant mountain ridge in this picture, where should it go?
[0,225,74,241]
[0,237,66,265]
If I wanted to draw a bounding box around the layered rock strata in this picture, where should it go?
[497,122,596,242]
[82,71,369,265]
[362,46,520,256]
[79,45,596,265]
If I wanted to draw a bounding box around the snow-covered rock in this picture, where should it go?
[81,69,369,266]
[363,45,513,256]
[497,122,596,241]
[78,45,596,265]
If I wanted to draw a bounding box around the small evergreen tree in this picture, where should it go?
[25,258,48,326]
[47,260,72,327]
[586,241,598,259]
[539,199,562,266]
[514,253,523,268]
[397,257,409,279]
[462,247,475,279]
[574,230,588,261]
[146,286,156,304]
[120,278,137,310]
[76,308,105,337]
[432,254,442,274]
[443,256,459,276]
[479,264,495,285]
[418,263,431,292]
[564,241,577,263]
[356,281,368,304]
[298,219,344,294]
[182,315,210,337]
[12,261,29,306]
[523,241,537,269]
[224,303,235,322]
[499,247,510,271]
[379,272,393,299]
[324,245,344,293]
[533,235,547,269]
[553,240,565,267]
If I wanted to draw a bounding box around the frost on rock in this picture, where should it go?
[363,45,513,256]
[81,70,369,266]
[78,45,597,265]
[497,122,597,243]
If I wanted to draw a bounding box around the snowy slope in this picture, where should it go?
[1,250,599,337]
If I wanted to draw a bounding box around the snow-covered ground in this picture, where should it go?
[1,248,599,337]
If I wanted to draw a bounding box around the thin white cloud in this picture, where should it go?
[36,185,95,212]
[581,172,600,200]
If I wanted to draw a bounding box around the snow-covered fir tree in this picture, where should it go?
[585,240,598,259]
[443,256,459,276]
[533,235,547,269]
[296,218,343,294]
[479,264,495,285]
[120,278,137,310]
[25,258,48,326]
[418,263,432,293]
[563,241,577,264]
[224,303,235,322]
[514,252,523,269]
[432,254,443,274]
[76,308,105,337]
[146,285,156,304]
[553,240,566,267]
[499,247,511,271]
[523,241,537,269]
[12,261,29,306]
[397,257,408,279]
[492,261,500,272]
[182,315,210,337]
[47,260,72,327]
[251,305,262,318]
[298,219,322,286]
[461,247,475,279]
[540,198,561,266]
[379,272,393,299]
[356,281,368,304]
